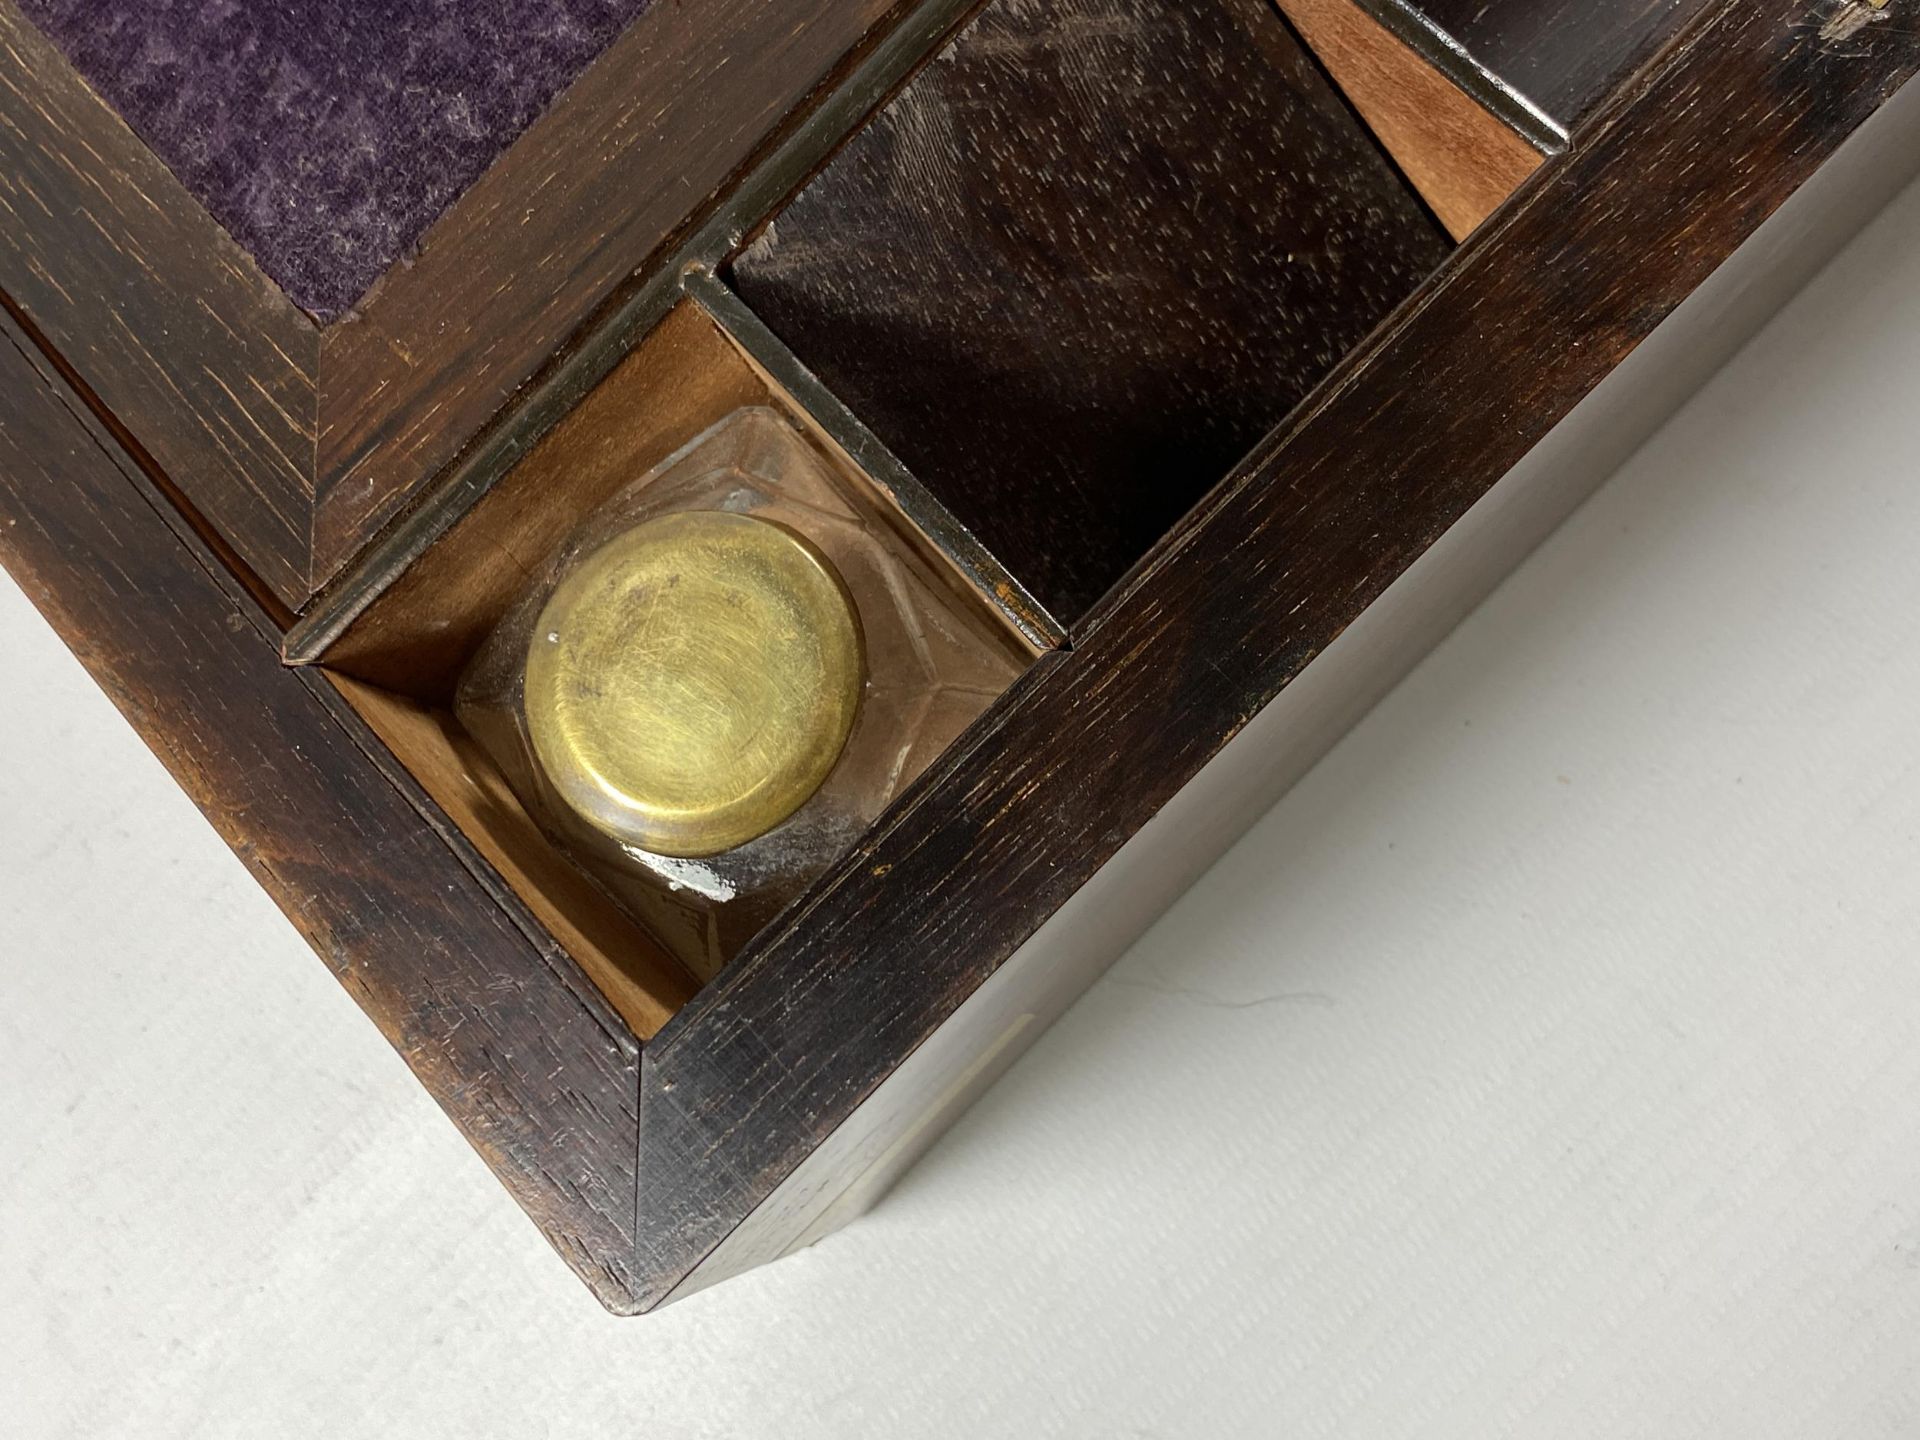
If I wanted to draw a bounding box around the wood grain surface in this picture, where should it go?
[0,0,901,609]
[307,0,902,590]
[730,0,1452,625]
[0,312,648,1312]
[0,0,317,606]
[1276,0,1545,238]
[634,0,1920,1310]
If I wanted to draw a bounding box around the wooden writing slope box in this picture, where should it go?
[2,0,1918,1310]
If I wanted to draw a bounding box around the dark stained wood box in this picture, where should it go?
[3,0,1918,1310]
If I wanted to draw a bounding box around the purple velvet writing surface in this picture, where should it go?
[17,0,652,321]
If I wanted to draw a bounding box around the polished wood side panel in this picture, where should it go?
[631,0,1920,1310]
[0,315,646,1312]
[1375,0,1717,126]
[307,0,901,589]
[1275,0,1545,239]
[0,0,317,607]
[730,0,1451,625]
[667,61,1920,1291]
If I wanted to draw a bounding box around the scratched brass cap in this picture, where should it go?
[525,510,864,859]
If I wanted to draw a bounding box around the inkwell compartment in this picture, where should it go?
[304,0,1554,1041]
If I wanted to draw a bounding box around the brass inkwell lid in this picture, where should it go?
[525,510,864,858]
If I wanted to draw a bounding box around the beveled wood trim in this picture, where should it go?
[307,0,905,588]
[1276,0,1546,239]
[0,0,908,611]
[628,0,1920,1309]
[283,0,990,665]
[0,0,317,607]
[0,311,647,1312]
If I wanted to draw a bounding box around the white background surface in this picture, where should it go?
[7,173,1920,1439]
